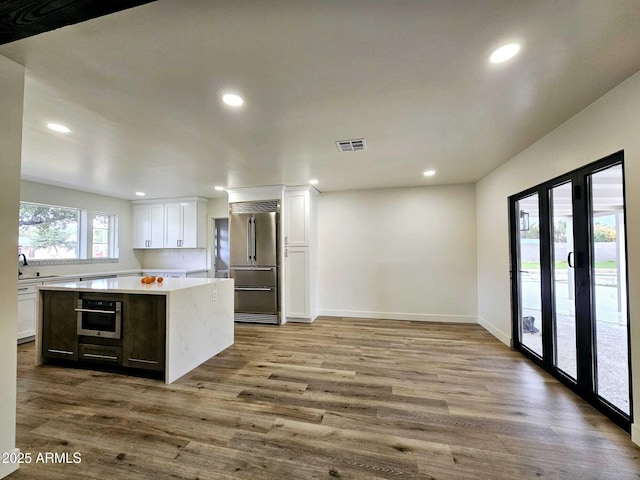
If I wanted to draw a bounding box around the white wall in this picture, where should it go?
[0,55,24,479]
[476,70,640,444]
[208,196,229,219]
[318,185,477,321]
[19,180,141,277]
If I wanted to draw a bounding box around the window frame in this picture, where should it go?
[18,201,82,261]
[18,201,119,264]
[91,212,118,259]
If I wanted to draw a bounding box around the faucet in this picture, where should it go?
[18,254,28,276]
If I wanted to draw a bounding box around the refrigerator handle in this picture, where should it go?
[252,218,257,262]
[247,217,252,263]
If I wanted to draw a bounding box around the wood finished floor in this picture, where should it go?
[9,317,640,479]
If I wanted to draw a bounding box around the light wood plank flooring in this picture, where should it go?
[9,317,640,479]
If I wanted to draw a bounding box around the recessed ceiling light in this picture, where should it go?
[423,170,436,177]
[135,192,146,197]
[222,93,244,107]
[309,179,319,185]
[47,123,71,133]
[489,43,521,63]
[214,186,226,191]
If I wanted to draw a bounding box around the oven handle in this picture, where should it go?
[74,308,117,314]
[235,287,273,291]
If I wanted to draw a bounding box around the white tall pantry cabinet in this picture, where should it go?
[284,186,318,323]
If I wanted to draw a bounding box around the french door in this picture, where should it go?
[509,151,632,430]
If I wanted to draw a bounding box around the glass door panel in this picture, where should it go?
[517,193,543,357]
[510,152,631,430]
[550,183,577,380]
[590,164,629,414]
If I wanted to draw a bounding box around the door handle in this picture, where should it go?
[568,252,574,268]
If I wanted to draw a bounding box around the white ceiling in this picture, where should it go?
[1,0,640,200]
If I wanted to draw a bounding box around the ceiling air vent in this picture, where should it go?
[336,138,366,152]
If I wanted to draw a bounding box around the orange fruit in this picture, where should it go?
[157,277,164,283]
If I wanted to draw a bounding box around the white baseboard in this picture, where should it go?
[632,423,640,447]
[286,317,315,324]
[318,309,477,324]
[0,448,20,478]
[477,316,512,346]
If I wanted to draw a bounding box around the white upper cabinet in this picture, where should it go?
[133,203,165,248]
[133,197,207,249]
[164,200,205,248]
[285,188,312,247]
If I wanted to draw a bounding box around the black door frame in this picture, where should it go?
[509,150,632,431]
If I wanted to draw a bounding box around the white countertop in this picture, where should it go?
[37,275,231,295]
[141,268,207,273]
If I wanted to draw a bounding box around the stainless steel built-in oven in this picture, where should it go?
[76,299,122,339]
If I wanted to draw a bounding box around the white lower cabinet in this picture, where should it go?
[285,247,310,319]
[17,284,37,342]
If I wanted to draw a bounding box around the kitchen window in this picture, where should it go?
[19,202,80,260]
[92,213,118,258]
[18,202,119,263]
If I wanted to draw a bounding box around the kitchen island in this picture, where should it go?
[36,276,234,383]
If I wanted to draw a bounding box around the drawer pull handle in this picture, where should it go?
[18,287,30,291]
[232,267,274,271]
[128,358,158,364]
[48,349,73,355]
[83,353,117,360]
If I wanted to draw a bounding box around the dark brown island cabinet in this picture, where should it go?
[41,290,166,374]
[36,276,234,383]
[41,290,78,361]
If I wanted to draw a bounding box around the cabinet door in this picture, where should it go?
[148,203,165,248]
[133,204,165,248]
[17,293,37,340]
[164,202,182,247]
[132,204,150,248]
[123,294,166,371]
[285,247,310,318]
[181,202,198,247]
[285,190,309,246]
[42,291,79,360]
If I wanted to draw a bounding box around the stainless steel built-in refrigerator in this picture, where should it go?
[229,200,280,324]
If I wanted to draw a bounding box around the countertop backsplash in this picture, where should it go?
[18,258,140,281]
[134,248,208,270]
